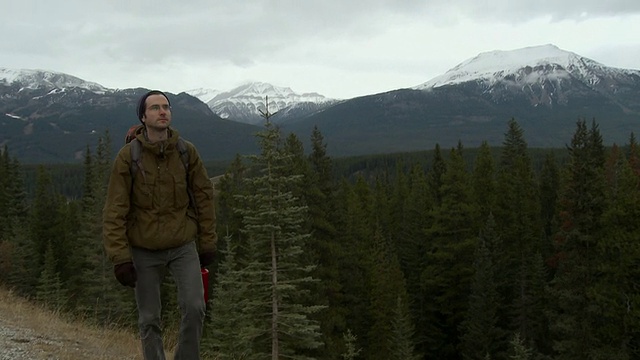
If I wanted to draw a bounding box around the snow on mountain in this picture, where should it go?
[414,44,638,90]
[206,82,335,124]
[184,88,221,103]
[0,67,108,93]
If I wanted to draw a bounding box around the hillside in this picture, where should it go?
[0,287,146,359]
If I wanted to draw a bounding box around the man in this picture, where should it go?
[103,90,217,359]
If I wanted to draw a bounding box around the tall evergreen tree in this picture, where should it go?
[36,240,66,309]
[401,164,433,357]
[232,117,324,359]
[0,149,29,286]
[427,143,446,207]
[306,126,344,359]
[592,143,640,358]
[0,146,10,242]
[203,235,254,359]
[459,215,505,360]
[26,166,66,297]
[471,141,497,221]
[422,146,477,358]
[539,152,560,254]
[389,296,422,360]
[333,176,376,355]
[495,119,544,348]
[366,224,413,360]
[548,119,607,359]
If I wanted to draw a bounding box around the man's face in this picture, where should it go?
[142,94,172,130]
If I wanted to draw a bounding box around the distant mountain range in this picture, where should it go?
[187,82,339,125]
[284,44,640,155]
[1,44,639,164]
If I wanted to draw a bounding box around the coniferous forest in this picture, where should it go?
[1,117,639,359]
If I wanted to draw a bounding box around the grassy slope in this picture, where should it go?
[0,286,152,359]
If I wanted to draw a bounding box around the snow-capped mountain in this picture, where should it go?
[413,44,640,107]
[185,87,221,104]
[286,44,640,156]
[196,82,338,125]
[0,67,109,93]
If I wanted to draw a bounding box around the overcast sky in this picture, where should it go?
[2,1,640,99]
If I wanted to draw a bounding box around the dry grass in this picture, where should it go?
[0,286,148,359]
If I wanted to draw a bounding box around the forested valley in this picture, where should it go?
[0,118,639,359]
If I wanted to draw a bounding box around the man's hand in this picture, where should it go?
[114,262,137,287]
[199,252,215,267]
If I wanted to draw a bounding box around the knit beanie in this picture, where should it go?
[137,90,170,123]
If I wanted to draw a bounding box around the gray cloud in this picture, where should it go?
[1,0,639,97]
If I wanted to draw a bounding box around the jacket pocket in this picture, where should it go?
[173,172,190,209]
[132,172,155,209]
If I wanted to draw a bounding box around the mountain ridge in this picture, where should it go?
[188,82,338,125]
[2,43,639,163]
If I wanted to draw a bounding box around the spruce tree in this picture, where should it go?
[36,240,67,309]
[400,164,433,357]
[495,119,544,348]
[232,115,324,359]
[422,146,477,358]
[548,119,607,359]
[389,296,421,360]
[365,224,413,360]
[459,215,505,360]
[27,166,66,297]
[427,143,446,206]
[592,143,640,358]
[335,176,376,354]
[471,141,497,220]
[539,152,560,254]
[203,235,255,359]
[306,126,344,358]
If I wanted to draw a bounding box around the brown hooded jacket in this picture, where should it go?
[102,127,217,265]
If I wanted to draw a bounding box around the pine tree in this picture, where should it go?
[548,119,607,359]
[401,164,433,357]
[366,224,412,360]
[0,149,29,286]
[539,152,560,255]
[203,235,255,359]
[427,143,446,207]
[0,146,10,242]
[389,296,421,360]
[495,119,544,348]
[422,145,477,358]
[330,177,375,356]
[509,333,533,360]
[26,166,66,297]
[591,143,640,358]
[232,114,324,359]
[305,126,344,358]
[36,240,67,309]
[66,147,102,312]
[341,330,362,360]
[459,215,505,360]
[471,141,497,220]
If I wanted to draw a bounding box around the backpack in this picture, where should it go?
[125,124,197,214]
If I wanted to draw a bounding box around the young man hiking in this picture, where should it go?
[103,90,217,359]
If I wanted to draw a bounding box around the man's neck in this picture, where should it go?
[145,127,168,143]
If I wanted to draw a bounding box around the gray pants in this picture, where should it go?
[132,241,206,360]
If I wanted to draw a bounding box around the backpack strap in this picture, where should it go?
[176,138,199,217]
[129,139,146,184]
